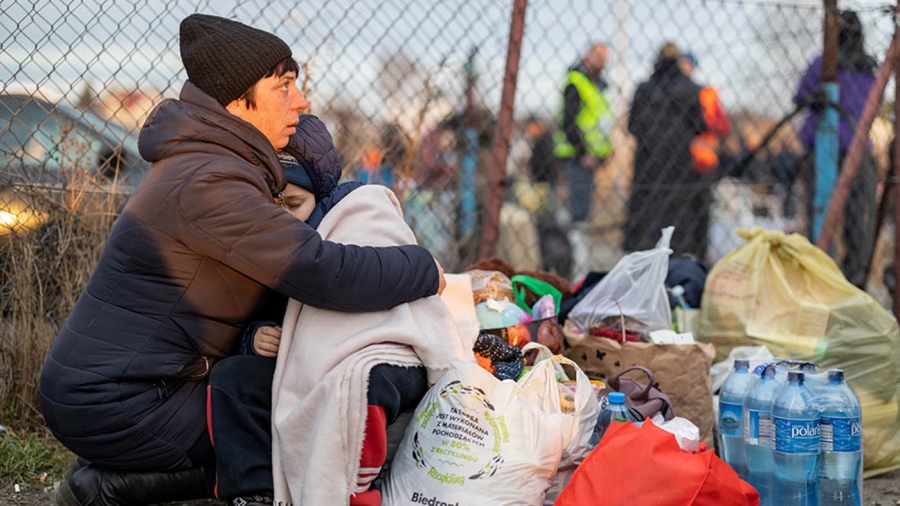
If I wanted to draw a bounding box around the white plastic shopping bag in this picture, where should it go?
[382,361,564,506]
[517,354,600,468]
[568,227,674,333]
[518,354,600,506]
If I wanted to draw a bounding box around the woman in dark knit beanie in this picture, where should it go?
[42,13,445,506]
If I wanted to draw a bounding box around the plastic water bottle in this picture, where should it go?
[744,364,781,505]
[719,359,753,479]
[589,392,638,447]
[817,369,862,506]
[773,371,820,505]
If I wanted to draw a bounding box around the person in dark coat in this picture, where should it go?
[626,43,707,256]
[41,14,445,506]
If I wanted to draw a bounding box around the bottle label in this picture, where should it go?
[774,416,820,455]
[820,415,862,453]
[760,416,775,448]
[746,409,774,447]
[719,401,742,436]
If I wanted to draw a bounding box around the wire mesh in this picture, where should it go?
[3,0,895,273]
[0,0,897,421]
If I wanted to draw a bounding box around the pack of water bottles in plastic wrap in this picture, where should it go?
[718,359,863,505]
[699,229,900,477]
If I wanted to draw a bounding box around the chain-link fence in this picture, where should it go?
[0,0,897,421]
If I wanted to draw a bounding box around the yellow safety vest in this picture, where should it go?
[553,70,614,159]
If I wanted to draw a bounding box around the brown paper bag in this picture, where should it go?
[563,322,717,446]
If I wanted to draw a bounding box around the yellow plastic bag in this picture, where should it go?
[698,228,900,476]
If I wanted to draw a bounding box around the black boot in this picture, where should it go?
[64,457,92,477]
[56,464,210,506]
[56,457,91,506]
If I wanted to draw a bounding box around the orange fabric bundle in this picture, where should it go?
[555,421,759,506]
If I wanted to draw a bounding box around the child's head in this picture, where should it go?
[281,161,316,221]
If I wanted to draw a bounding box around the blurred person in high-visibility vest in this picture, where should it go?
[553,42,615,227]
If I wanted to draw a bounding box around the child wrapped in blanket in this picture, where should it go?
[208,115,464,506]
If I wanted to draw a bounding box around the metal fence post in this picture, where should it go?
[813,0,840,242]
[894,3,900,321]
[478,0,528,261]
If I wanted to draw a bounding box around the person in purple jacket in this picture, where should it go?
[795,9,878,287]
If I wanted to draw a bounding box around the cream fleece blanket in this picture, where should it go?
[271,185,476,506]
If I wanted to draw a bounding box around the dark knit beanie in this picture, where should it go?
[180,14,293,106]
[278,153,316,194]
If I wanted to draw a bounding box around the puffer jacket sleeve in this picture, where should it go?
[175,167,439,312]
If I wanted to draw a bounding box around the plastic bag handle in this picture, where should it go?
[526,353,594,398]
[521,342,569,380]
[544,353,582,371]
[586,294,627,343]
[608,365,655,399]
[521,341,553,357]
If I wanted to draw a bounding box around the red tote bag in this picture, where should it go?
[555,421,759,506]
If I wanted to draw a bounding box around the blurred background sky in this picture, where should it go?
[1,0,895,130]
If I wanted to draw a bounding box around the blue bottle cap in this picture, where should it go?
[734,359,750,370]
[788,371,804,383]
[827,369,845,382]
[761,364,776,378]
[608,392,627,404]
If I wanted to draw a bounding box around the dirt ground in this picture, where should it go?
[865,470,900,505]
[2,469,898,505]
[0,488,225,506]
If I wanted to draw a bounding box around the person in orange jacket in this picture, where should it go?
[680,52,730,261]
[680,53,731,175]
